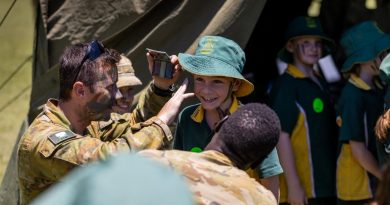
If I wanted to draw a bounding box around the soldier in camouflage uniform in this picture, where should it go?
[17,40,194,205]
[139,103,281,205]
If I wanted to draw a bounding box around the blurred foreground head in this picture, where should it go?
[30,154,195,205]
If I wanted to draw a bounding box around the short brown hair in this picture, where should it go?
[59,42,120,100]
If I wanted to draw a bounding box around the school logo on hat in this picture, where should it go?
[178,35,254,97]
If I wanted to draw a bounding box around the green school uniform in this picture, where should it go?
[336,75,383,202]
[269,64,338,203]
[173,97,283,179]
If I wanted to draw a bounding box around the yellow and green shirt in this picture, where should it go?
[269,64,338,202]
[336,74,383,201]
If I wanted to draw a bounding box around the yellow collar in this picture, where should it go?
[286,64,307,78]
[191,96,240,123]
[348,74,372,91]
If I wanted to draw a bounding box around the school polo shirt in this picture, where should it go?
[269,64,338,202]
[173,97,283,179]
[336,75,383,201]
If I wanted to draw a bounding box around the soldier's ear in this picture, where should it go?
[73,82,85,97]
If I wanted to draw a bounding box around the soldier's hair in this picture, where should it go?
[375,108,390,142]
[218,103,281,168]
[59,42,120,101]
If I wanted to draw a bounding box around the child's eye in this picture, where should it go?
[195,77,205,82]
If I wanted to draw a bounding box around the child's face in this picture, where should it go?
[360,61,380,76]
[193,74,239,111]
[287,36,323,66]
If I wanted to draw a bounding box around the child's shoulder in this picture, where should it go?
[180,103,202,116]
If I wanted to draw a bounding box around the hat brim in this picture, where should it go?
[278,35,335,64]
[117,73,142,88]
[178,53,254,97]
[376,35,390,56]
[341,48,377,72]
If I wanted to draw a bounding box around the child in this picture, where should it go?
[337,21,390,205]
[269,16,338,205]
[173,35,283,201]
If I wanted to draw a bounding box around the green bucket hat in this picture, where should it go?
[178,35,254,97]
[278,16,334,63]
[340,21,390,72]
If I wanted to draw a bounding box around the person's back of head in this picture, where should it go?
[207,103,281,169]
[59,40,120,101]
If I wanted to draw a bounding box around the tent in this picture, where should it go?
[2,0,390,204]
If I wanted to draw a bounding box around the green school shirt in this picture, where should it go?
[173,97,283,179]
[336,75,383,201]
[269,64,338,202]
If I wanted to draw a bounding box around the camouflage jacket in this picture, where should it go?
[17,85,172,205]
[138,150,277,205]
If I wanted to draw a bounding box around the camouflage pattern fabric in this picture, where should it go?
[138,150,277,205]
[88,83,172,146]
[17,95,172,205]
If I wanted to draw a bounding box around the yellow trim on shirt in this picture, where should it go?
[190,96,240,123]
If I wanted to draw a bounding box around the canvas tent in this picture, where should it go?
[3,0,390,204]
[0,0,267,204]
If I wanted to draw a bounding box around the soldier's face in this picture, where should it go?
[84,66,119,121]
[111,86,135,114]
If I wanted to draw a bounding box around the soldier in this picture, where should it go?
[110,54,143,114]
[17,40,193,204]
[139,103,281,205]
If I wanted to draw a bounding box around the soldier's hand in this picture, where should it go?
[156,78,194,125]
[146,53,182,90]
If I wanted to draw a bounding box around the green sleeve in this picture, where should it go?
[338,86,365,142]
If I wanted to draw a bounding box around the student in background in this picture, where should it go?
[336,21,390,205]
[269,16,338,205]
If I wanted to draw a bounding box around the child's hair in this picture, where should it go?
[375,109,390,142]
[375,159,390,205]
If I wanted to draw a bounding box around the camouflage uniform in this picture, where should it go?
[139,149,278,205]
[17,85,172,205]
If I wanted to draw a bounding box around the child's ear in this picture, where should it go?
[286,41,294,53]
[232,79,242,91]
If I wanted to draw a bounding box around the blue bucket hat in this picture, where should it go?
[178,35,254,97]
[340,21,390,72]
[30,154,195,205]
[278,16,335,63]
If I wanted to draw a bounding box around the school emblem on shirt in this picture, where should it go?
[312,97,324,113]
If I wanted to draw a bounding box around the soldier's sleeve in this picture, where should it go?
[126,116,173,151]
[33,118,172,179]
[131,82,172,123]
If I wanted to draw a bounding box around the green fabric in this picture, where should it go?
[269,70,338,198]
[30,153,195,205]
[278,16,334,63]
[336,81,382,199]
[337,81,383,145]
[340,21,390,72]
[178,35,254,97]
[173,103,283,178]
